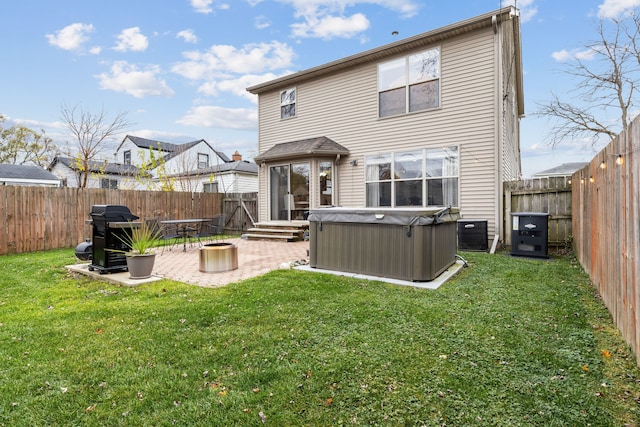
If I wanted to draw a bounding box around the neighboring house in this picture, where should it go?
[49,136,258,193]
[171,151,259,193]
[532,162,588,178]
[247,7,524,241]
[48,156,138,189]
[0,164,61,187]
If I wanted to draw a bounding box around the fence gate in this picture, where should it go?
[222,192,257,234]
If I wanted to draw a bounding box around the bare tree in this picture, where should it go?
[0,115,58,167]
[537,10,640,148]
[60,104,133,188]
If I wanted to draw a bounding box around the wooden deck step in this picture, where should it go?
[242,233,296,242]
[242,221,309,242]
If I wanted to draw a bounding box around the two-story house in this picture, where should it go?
[247,7,523,242]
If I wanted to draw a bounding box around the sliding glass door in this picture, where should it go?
[269,163,309,221]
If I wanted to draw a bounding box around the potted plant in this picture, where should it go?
[109,221,162,279]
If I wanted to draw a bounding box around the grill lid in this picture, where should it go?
[90,205,139,222]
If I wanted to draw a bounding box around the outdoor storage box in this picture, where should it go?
[510,212,549,258]
[457,219,488,251]
[308,207,459,281]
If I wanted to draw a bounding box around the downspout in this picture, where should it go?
[494,14,505,245]
[335,153,341,206]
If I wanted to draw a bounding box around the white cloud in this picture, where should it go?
[551,49,572,62]
[172,41,295,80]
[96,61,175,98]
[277,0,419,39]
[177,105,257,130]
[255,15,271,30]
[502,0,538,23]
[598,0,640,18]
[551,48,595,62]
[45,23,95,51]
[291,13,370,39]
[197,72,293,101]
[191,0,213,13]
[177,29,198,44]
[190,0,229,14]
[113,27,149,52]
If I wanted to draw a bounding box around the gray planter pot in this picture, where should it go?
[126,253,156,279]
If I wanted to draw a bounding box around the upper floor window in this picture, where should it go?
[280,87,296,119]
[378,47,440,118]
[198,153,209,169]
[123,150,131,165]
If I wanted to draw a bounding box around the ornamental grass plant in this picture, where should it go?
[0,249,638,426]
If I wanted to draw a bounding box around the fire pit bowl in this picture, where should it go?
[199,242,238,273]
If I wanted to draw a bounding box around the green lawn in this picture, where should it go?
[0,249,638,426]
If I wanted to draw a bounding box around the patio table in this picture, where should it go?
[160,219,209,252]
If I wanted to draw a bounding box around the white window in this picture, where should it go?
[203,182,218,193]
[101,178,118,190]
[378,48,440,118]
[198,153,209,169]
[123,150,131,165]
[280,87,296,119]
[365,146,458,207]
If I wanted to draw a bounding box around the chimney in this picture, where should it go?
[232,151,242,161]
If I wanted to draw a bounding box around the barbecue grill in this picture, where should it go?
[88,205,139,274]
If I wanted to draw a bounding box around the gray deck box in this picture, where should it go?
[308,207,459,281]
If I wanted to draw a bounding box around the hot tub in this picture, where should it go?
[308,207,459,282]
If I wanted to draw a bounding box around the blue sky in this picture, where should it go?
[1,0,639,177]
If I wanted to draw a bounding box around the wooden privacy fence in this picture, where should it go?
[503,176,573,246]
[573,118,640,365]
[0,187,223,255]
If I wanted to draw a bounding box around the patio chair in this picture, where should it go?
[154,220,181,255]
[200,214,225,243]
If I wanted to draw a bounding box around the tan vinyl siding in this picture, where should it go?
[500,18,522,181]
[256,25,507,237]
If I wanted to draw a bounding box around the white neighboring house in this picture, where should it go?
[171,151,259,193]
[0,164,62,187]
[48,156,138,189]
[48,135,258,192]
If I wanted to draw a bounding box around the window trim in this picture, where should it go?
[365,145,458,208]
[100,178,118,190]
[378,47,441,118]
[280,87,296,120]
[197,153,209,169]
[202,181,218,193]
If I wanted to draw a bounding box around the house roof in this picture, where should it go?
[0,164,60,182]
[254,136,350,162]
[246,6,524,116]
[48,156,139,176]
[119,135,232,164]
[170,160,259,178]
[532,162,588,177]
